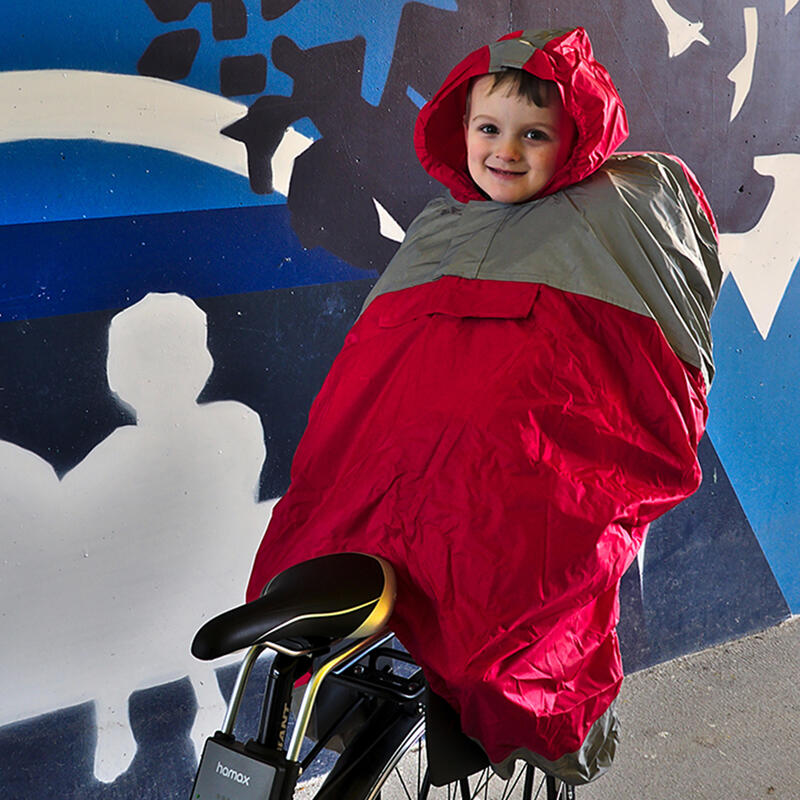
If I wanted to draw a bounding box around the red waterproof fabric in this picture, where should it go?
[247,278,708,761]
[246,27,716,768]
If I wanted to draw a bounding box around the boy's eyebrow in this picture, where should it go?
[469,113,558,134]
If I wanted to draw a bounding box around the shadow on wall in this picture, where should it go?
[0,293,276,783]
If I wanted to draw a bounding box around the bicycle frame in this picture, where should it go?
[191,629,423,800]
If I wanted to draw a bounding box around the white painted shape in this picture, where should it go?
[189,664,238,762]
[0,69,313,197]
[650,0,710,57]
[272,128,314,196]
[93,694,137,783]
[372,197,406,243]
[637,542,647,591]
[0,70,250,176]
[787,0,799,15]
[0,293,280,783]
[718,153,800,339]
[727,8,758,122]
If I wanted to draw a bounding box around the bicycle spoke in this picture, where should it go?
[467,769,489,797]
[532,771,547,799]
[313,696,578,800]
[500,765,527,800]
[417,739,421,798]
[395,764,414,800]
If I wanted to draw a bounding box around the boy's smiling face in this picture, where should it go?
[464,75,575,203]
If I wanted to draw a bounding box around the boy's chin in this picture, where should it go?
[487,188,539,204]
[468,175,541,204]
[469,175,544,205]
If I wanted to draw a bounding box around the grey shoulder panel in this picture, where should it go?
[364,154,722,384]
[569,153,721,383]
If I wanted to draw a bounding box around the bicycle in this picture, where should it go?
[190,552,577,799]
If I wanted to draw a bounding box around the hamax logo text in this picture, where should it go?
[216,761,251,785]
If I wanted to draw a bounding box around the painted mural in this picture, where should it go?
[0,1,796,797]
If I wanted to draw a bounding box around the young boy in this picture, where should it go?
[246,27,722,784]
[463,71,575,204]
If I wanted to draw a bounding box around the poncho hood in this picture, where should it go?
[414,27,629,202]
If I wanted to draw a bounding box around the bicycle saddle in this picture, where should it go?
[191,552,396,660]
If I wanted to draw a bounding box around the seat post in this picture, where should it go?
[257,652,312,749]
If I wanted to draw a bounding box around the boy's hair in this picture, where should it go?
[465,68,557,117]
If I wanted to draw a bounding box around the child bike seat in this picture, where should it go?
[191,552,396,660]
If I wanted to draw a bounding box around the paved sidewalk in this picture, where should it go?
[579,616,799,800]
[309,618,799,799]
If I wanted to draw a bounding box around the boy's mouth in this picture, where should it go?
[487,166,526,178]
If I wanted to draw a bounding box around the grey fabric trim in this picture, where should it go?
[488,29,573,72]
[363,153,721,385]
[488,36,537,72]
[488,700,619,786]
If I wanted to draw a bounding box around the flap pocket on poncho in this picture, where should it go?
[375,277,541,328]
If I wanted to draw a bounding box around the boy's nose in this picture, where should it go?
[494,139,520,162]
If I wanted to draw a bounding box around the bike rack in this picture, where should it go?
[287,632,390,762]
[218,630,396,764]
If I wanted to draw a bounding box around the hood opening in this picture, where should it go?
[414,27,629,203]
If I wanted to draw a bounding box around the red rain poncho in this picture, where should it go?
[247,27,722,783]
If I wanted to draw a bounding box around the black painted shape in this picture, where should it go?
[144,0,202,23]
[197,279,376,499]
[220,54,267,96]
[221,95,297,195]
[228,1,515,274]
[0,308,133,478]
[0,678,197,800]
[212,0,248,41]
[137,28,201,81]
[267,1,516,275]
[223,33,431,271]
[617,434,790,673]
[288,138,401,273]
[222,35,368,195]
[0,703,96,800]
[261,0,301,21]
[82,678,198,799]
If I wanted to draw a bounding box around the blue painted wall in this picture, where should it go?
[1,1,796,797]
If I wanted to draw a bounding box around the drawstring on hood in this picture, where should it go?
[414,27,629,202]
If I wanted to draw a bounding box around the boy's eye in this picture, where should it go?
[525,129,549,141]
[478,123,499,134]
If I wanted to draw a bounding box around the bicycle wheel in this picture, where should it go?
[358,723,575,800]
[300,652,576,800]
[303,716,567,800]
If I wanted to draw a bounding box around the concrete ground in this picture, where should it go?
[579,616,799,800]
[370,616,799,800]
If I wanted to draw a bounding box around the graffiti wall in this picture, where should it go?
[0,1,796,797]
